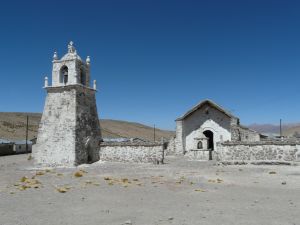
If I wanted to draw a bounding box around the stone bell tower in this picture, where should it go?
[33,41,102,167]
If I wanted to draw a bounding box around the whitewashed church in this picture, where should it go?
[175,100,260,160]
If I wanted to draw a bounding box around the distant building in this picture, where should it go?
[0,139,14,156]
[13,140,32,154]
[175,100,260,159]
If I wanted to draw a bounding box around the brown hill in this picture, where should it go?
[282,125,300,138]
[248,123,300,137]
[0,112,174,142]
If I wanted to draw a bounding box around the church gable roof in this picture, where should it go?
[175,99,238,121]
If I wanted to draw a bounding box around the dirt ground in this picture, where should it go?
[0,154,299,225]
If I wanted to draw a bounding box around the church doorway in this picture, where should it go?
[203,130,214,160]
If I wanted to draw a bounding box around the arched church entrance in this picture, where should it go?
[203,130,214,160]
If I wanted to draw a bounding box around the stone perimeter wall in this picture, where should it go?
[185,149,211,161]
[99,143,164,163]
[215,141,300,163]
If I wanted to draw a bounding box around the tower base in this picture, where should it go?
[33,85,101,167]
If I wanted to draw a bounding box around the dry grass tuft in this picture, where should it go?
[36,171,45,176]
[269,171,277,175]
[20,176,28,182]
[15,176,42,191]
[18,185,27,191]
[121,178,129,183]
[56,187,68,193]
[217,178,223,183]
[74,171,83,177]
[194,189,206,192]
[108,181,114,185]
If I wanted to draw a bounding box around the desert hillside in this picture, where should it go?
[0,112,174,142]
[248,123,300,137]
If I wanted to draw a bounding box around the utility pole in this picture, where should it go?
[161,137,165,164]
[153,124,156,143]
[280,119,282,138]
[26,115,29,152]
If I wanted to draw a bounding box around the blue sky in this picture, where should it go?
[0,0,299,130]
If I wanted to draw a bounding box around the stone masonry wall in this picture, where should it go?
[33,88,77,166]
[75,87,101,165]
[215,141,300,162]
[99,142,164,163]
[185,149,211,161]
[166,136,176,155]
[33,85,101,167]
[231,125,260,142]
[175,120,184,155]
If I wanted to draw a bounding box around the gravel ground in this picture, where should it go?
[0,154,299,225]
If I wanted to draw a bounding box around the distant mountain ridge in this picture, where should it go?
[1,112,299,140]
[0,112,174,141]
[248,123,300,137]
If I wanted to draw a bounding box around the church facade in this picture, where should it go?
[175,100,260,159]
[33,42,102,167]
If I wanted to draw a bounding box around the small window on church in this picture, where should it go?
[197,141,203,149]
